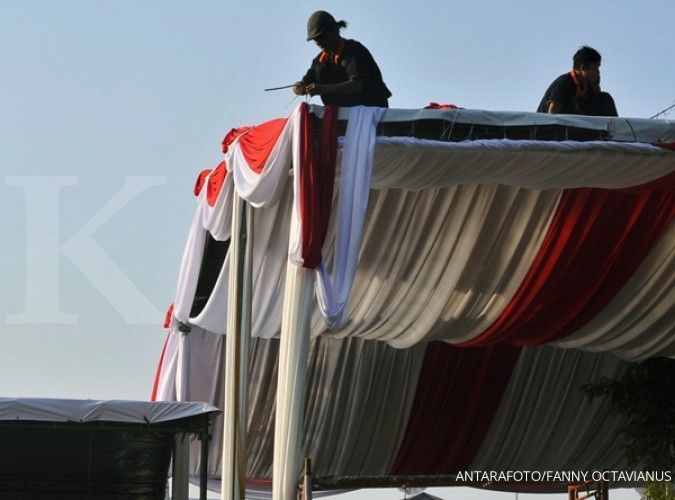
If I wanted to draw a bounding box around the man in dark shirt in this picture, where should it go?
[537,46,618,116]
[294,11,392,107]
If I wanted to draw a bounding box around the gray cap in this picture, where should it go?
[306,10,336,41]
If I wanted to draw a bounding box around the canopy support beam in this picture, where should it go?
[221,195,252,500]
[311,474,582,493]
[199,422,210,500]
[273,214,314,500]
[172,435,189,500]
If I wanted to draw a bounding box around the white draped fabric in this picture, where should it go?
[157,105,675,497]
[173,183,563,346]
[230,124,293,208]
[154,329,427,480]
[170,179,674,358]
[154,331,636,488]
[314,185,562,348]
[191,185,292,336]
[371,138,675,190]
[273,247,314,500]
[471,346,628,471]
[552,222,675,359]
[222,195,249,500]
[315,107,385,329]
[168,105,675,358]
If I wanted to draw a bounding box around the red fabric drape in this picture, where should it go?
[655,142,675,152]
[221,117,287,173]
[460,181,675,347]
[299,103,339,269]
[163,303,174,329]
[424,102,459,110]
[390,343,522,474]
[222,126,252,153]
[193,169,212,196]
[236,118,288,174]
[206,161,228,207]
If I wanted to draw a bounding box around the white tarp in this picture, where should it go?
[0,397,219,424]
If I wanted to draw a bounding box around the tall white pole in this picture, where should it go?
[240,203,253,446]
[221,194,248,500]
[273,212,314,500]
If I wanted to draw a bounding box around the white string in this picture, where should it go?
[284,94,300,110]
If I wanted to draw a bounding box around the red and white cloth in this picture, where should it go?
[165,103,675,358]
[153,104,675,494]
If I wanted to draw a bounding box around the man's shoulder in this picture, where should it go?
[550,72,574,88]
[546,72,576,99]
[310,52,322,64]
[344,39,371,56]
[538,72,575,112]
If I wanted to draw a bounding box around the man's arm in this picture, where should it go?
[543,74,575,114]
[305,77,364,96]
[547,100,563,114]
[294,64,318,95]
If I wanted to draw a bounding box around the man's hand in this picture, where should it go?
[296,79,359,98]
[304,83,323,96]
[293,81,308,96]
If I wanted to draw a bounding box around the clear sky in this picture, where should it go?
[2,1,671,498]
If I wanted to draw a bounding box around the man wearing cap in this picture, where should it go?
[537,46,618,116]
[294,10,392,107]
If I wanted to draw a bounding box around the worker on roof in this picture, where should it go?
[293,10,392,108]
[537,46,618,116]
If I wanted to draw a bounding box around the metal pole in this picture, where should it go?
[199,422,210,500]
[175,327,190,500]
[272,213,314,500]
[303,457,313,500]
[240,202,253,455]
[221,194,248,500]
[172,434,189,500]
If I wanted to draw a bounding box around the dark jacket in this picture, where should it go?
[302,39,391,107]
[537,72,617,116]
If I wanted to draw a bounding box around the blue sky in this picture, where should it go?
[2,1,671,498]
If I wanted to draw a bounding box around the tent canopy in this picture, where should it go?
[154,105,675,496]
[166,105,675,357]
[0,398,219,499]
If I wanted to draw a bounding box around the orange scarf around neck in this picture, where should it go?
[318,38,346,64]
[569,70,588,98]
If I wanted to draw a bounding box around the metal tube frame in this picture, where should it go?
[221,195,252,500]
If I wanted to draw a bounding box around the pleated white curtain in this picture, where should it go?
[167,100,675,357]
[552,223,675,358]
[155,331,637,493]
[471,345,628,471]
[169,177,674,359]
[371,138,674,190]
[154,328,426,480]
[158,104,675,499]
